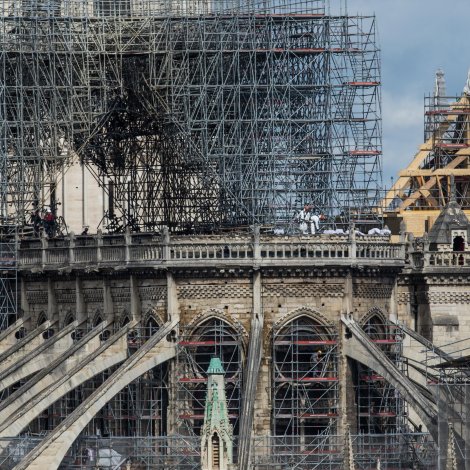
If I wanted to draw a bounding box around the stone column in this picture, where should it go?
[465,384,470,470]
[130,275,141,322]
[41,230,48,269]
[96,229,103,263]
[69,232,75,264]
[103,279,114,323]
[340,271,355,441]
[75,277,86,324]
[47,278,57,323]
[389,279,398,323]
[20,280,30,320]
[238,262,264,469]
[339,322,357,441]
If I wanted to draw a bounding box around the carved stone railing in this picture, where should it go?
[427,251,470,268]
[408,250,470,269]
[18,229,406,270]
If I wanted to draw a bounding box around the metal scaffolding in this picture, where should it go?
[424,337,470,469]
[268,316,340,468]
[0,0,382,234]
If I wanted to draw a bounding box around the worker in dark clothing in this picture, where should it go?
[43,208,55,238]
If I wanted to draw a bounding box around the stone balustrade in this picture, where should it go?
[426,251,470,268]
[404,249,470,269]
[17,230,407,270]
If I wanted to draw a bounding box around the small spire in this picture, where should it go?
[201,357,233,470]
[207,357,225,375]
[464,69,470,96]
[449,174,457,204]
[434,68,448,108]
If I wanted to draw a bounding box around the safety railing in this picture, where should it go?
[18,229,405,269]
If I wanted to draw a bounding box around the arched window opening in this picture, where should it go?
[64,313,75,326]
[176,318,243,442]
[354,313,404,434]
[363,315,386,342]
[145,316,159,338]
[37,312,47,326]
[272,315,339,456]
[94,315,103,327]
[453,235,465,252]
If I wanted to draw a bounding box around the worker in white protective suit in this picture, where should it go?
[310,213,321,234]
[297,204,313,234]
[367,225,392,236]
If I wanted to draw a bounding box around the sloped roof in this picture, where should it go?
[428,199,469,244]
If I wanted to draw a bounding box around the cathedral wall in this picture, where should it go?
[19,265,407,440]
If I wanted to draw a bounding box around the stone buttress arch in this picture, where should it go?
[0,325,129,438]
[14,319,177,470]
[341,316,437,441]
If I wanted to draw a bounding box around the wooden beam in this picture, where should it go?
[399,155,468,210]
[381,95,470,209]
[399,168,470,177]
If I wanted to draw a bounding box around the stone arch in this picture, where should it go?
[63,310,75,328]
[117,309,131,327]
[359,307,388,327]
[272,306,335,333]
[37,311,48,326]
[142,308,163,328]
[186,308,249,345]
[91,309,103,327]
[180,313,245,438]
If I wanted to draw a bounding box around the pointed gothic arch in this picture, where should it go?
[37,311,48,326]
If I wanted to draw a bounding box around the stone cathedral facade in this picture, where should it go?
[2,202,470,469]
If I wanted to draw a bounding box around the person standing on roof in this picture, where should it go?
[297,204,312,235]
[310,212,325,235]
